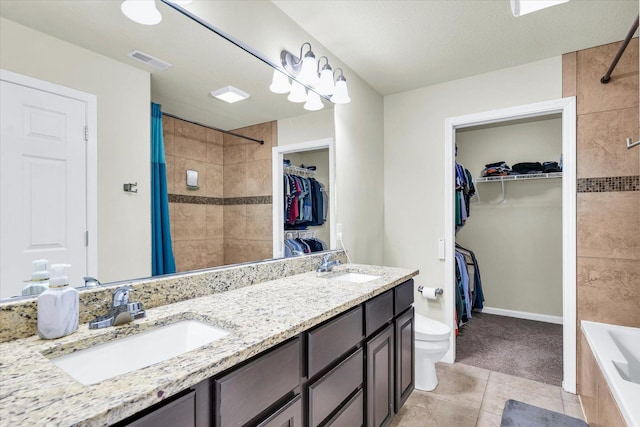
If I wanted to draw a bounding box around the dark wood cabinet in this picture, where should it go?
[394,307,414,411]
[308,348,364,426]
[116,379,210,427]
[325,389,364,427]
[214,337,302,427]
[256,395,303,427]
[366,324,395,427]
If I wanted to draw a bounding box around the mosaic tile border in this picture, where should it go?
[169,194,272,205]
[577,176,639,193]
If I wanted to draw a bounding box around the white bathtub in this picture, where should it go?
[581,321,640,426]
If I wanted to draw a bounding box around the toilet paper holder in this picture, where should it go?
[417,286,443,295]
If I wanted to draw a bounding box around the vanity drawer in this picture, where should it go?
[308,306,363,378]
[308,348,364,427]
[125,390,196,427]
[365,290,393,337]
[215,337,302,427]
[326,388,364,427]
[394,279,414,315]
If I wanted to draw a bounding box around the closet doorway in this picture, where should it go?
[443,98,577,393]
[272,138,336,258]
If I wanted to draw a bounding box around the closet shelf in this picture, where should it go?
[284,165,316,176]
[474,172,562,183]
[473,172,562,203]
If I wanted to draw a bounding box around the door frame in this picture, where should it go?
[272,138,336,258]
[443,97,577,393]
[1,68,98,280]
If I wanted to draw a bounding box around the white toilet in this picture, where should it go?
[414,312,451,391]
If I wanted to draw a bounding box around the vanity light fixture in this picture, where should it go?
[272,42,351,106]
[510,0,569,17]
[121,0,162,25]
[210,86,250,103]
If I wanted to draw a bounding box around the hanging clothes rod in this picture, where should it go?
[600,15,639,84]
[162,113,264,145]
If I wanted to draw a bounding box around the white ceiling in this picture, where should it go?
[273,0,639,95]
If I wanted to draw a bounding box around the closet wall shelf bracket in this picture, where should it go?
[474,172,562,204]
[284,165,316,177]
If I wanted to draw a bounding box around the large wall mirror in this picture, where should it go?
[0,0,336,300]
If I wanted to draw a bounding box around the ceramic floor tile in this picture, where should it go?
[563,398,586,421]
[392,390,479,427]
[439,362,491,381]
[431,364,487,408]
[488,371,563,398]
[480,377,564,417]
[475,410,502,427]
[561,389,581,404]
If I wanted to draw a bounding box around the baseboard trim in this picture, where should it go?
[480,307,563,325]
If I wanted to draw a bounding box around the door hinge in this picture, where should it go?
[85,231,89,247]
[84,126,89,142]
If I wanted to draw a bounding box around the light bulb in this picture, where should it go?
[317,66,335,96]
[304,91,324,111]
[121,0,162,25]
[269,70,291,94]
[298,53,319,86]
[331,79,351,104]
[288,81,307,103]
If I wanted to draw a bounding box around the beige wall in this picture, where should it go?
[565,39,640,403]
[384,57,563,323]
[0,17,151,284]
[455,118,563,317]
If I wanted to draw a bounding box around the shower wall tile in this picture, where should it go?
[175,117,206,142]
[165,154,176,194]
[224,239,250,265]
[562,52,576,98]
[173,239,208,273]
[577,107,639,178]
[576,38,638,116]
[577,192,640,260]
[206,238,224,267]
[223,161,247,198]
[223,135,248,166]
[246,204,272,240]
[175,135,207,162]
[223,204,246,240]
[246,159,272,196]
[173,157,208,196]
[205,163,223,198]
[577,257,640,328]
[206,128,224,166]
[206,205,224,239]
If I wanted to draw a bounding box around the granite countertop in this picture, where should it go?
[0,263,418,426]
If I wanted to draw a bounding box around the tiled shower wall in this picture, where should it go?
[562,38,639,394]
[162,116,275,272]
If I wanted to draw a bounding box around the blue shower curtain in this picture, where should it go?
[151,103,176,275]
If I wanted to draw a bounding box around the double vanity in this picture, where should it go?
[0,251,418,426]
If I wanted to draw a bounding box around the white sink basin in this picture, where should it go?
[329,272,382,283]
[50,320,229,385]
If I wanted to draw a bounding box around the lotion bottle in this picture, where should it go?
[37,264,79,339]
[21,259,50,296]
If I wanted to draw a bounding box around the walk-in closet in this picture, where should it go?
[282,148,330,256]
[453,114,564,386]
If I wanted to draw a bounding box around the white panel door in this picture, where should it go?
[1,80,88,298]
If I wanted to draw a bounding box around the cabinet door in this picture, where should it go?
[326,388,364,427]
[366,324,394,427]
[394,307,414,412]
[257,395,302,427]
[124,390,196,427]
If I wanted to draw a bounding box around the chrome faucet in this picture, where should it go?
[89,286,146,329]
[317,253,341,273]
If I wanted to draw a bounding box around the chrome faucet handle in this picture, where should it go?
[112,286,134,308]
[321,253,335,263]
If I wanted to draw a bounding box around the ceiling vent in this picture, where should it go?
[127,50,173,71]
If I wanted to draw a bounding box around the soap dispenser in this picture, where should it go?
[21,259,50,296]
[37,264,79,339]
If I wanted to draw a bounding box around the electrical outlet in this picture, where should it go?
[336,223,343,240]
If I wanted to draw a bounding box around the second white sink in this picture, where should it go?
[50,320,229,385]
[329,272,382,283]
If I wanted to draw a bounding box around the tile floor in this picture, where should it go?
[392,362,585,427]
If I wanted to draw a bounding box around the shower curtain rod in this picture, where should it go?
[600,15,639,84]
[162,113,265,145]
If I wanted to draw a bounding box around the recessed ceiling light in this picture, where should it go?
[210,86,250,103]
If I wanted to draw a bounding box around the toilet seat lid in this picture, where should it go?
[414,314,450,341]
